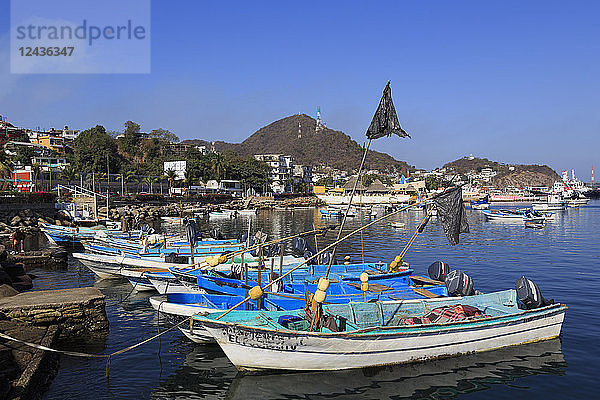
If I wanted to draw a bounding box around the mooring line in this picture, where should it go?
[0,315,191,376]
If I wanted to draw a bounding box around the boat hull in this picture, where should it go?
[199,304,566,372]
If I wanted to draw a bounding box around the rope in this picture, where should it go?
[0,315,192,377]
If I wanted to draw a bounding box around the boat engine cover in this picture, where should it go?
[445,270,474,296]
[428,261,450,281]
[515,276,553,309]
[165,253,189,264]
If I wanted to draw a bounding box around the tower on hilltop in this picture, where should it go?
[315,106,326,133]
[297,121,302,139]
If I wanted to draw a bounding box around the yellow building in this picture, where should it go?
[33,135,65,153]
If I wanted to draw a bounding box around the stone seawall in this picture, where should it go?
[0,287,108,338]
[0,287,108,399]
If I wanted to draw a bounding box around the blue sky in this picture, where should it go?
[1,1,599,178]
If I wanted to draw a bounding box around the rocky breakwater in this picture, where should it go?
[0,287,108,399]
[0,209,73,236]
[104,203,183,224]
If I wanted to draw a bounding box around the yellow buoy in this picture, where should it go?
[361,282,369,292]
[314,288,327,303]
[317,277,330,291]
[207,256,219,267]
[394,255,402,263]
[389,260,398,270]
[249,285,263,300]
[360,272,369,283]
[218,254,228,264]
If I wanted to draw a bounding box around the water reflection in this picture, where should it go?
[225,339,566,400]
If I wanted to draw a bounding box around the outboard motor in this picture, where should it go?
[304,249,315,263]
[515,276,554,309]
[211,227,224,240]
[291,237,307,257]
[428,261,450,282]
[445,270,474,296]
[165,253,189,264]
[317,251,333,265]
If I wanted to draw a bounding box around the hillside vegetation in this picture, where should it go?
[184,114,413,174]
[443,157,560,188]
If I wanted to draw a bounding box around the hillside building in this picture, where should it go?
[163,160,187,180]
[254,154,295,193]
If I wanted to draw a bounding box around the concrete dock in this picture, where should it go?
[0,286,108,399]
[0,287,108,337]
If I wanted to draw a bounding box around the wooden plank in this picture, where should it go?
[412,288,443,298]
[410,275,444,286]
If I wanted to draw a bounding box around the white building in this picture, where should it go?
[254,154,295,193]
[163,160,186,180]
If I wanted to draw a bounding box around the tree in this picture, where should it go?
[13,146,36,166]
[60,165,77,186]
[73,125,121,173]
[0,151,11,179]
[149,128,179,143]
[32,163,42,191]
[119,121,142,158]
[212,153,227,181]
[183,169,195,188]
[165,169,177,193]
[122,170,136,194]
[142,176,155,193]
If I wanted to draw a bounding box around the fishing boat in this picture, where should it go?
[72,252,174,279]
[160,216,185,223]
[389,222,405,229]
[151,267,449,343]
[319,206,356,218]
[481,209,525,221]
[532,194,566,211]
[193,289,566,371]
[524,220,545,229]
[470,195,490,210]
[224,339,564,400]
[522,210,546,224]
[209,210,238,219]
[237,209,259,216]
[74,251,304,282]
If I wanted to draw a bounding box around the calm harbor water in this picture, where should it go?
[29,201,600,399]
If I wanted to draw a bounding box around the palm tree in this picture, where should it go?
[142,176,156,193]
[165,168,177,194]
[60,165,77,186]
[122,170,136,194]
[212,154,227,180]
[183,169,195,196]
[32,163,42,191]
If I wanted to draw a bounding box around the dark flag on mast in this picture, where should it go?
[433,186,470,245]
[366,81,410,139]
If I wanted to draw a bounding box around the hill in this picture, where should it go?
[183,114,412,174]
[443,157,560,188]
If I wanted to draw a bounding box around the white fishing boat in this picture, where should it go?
[146,272,198,294]
[532,194,566,211]
[481,209,525,221]
[237,209,259,216]
[389,222,405,229]
[194,289,566,372]
[73,253,174,279]
[149,295,216,343]
[160,216,185,223]
[209,210,238,219]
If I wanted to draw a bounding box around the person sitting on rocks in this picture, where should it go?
[11,228,25,253]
